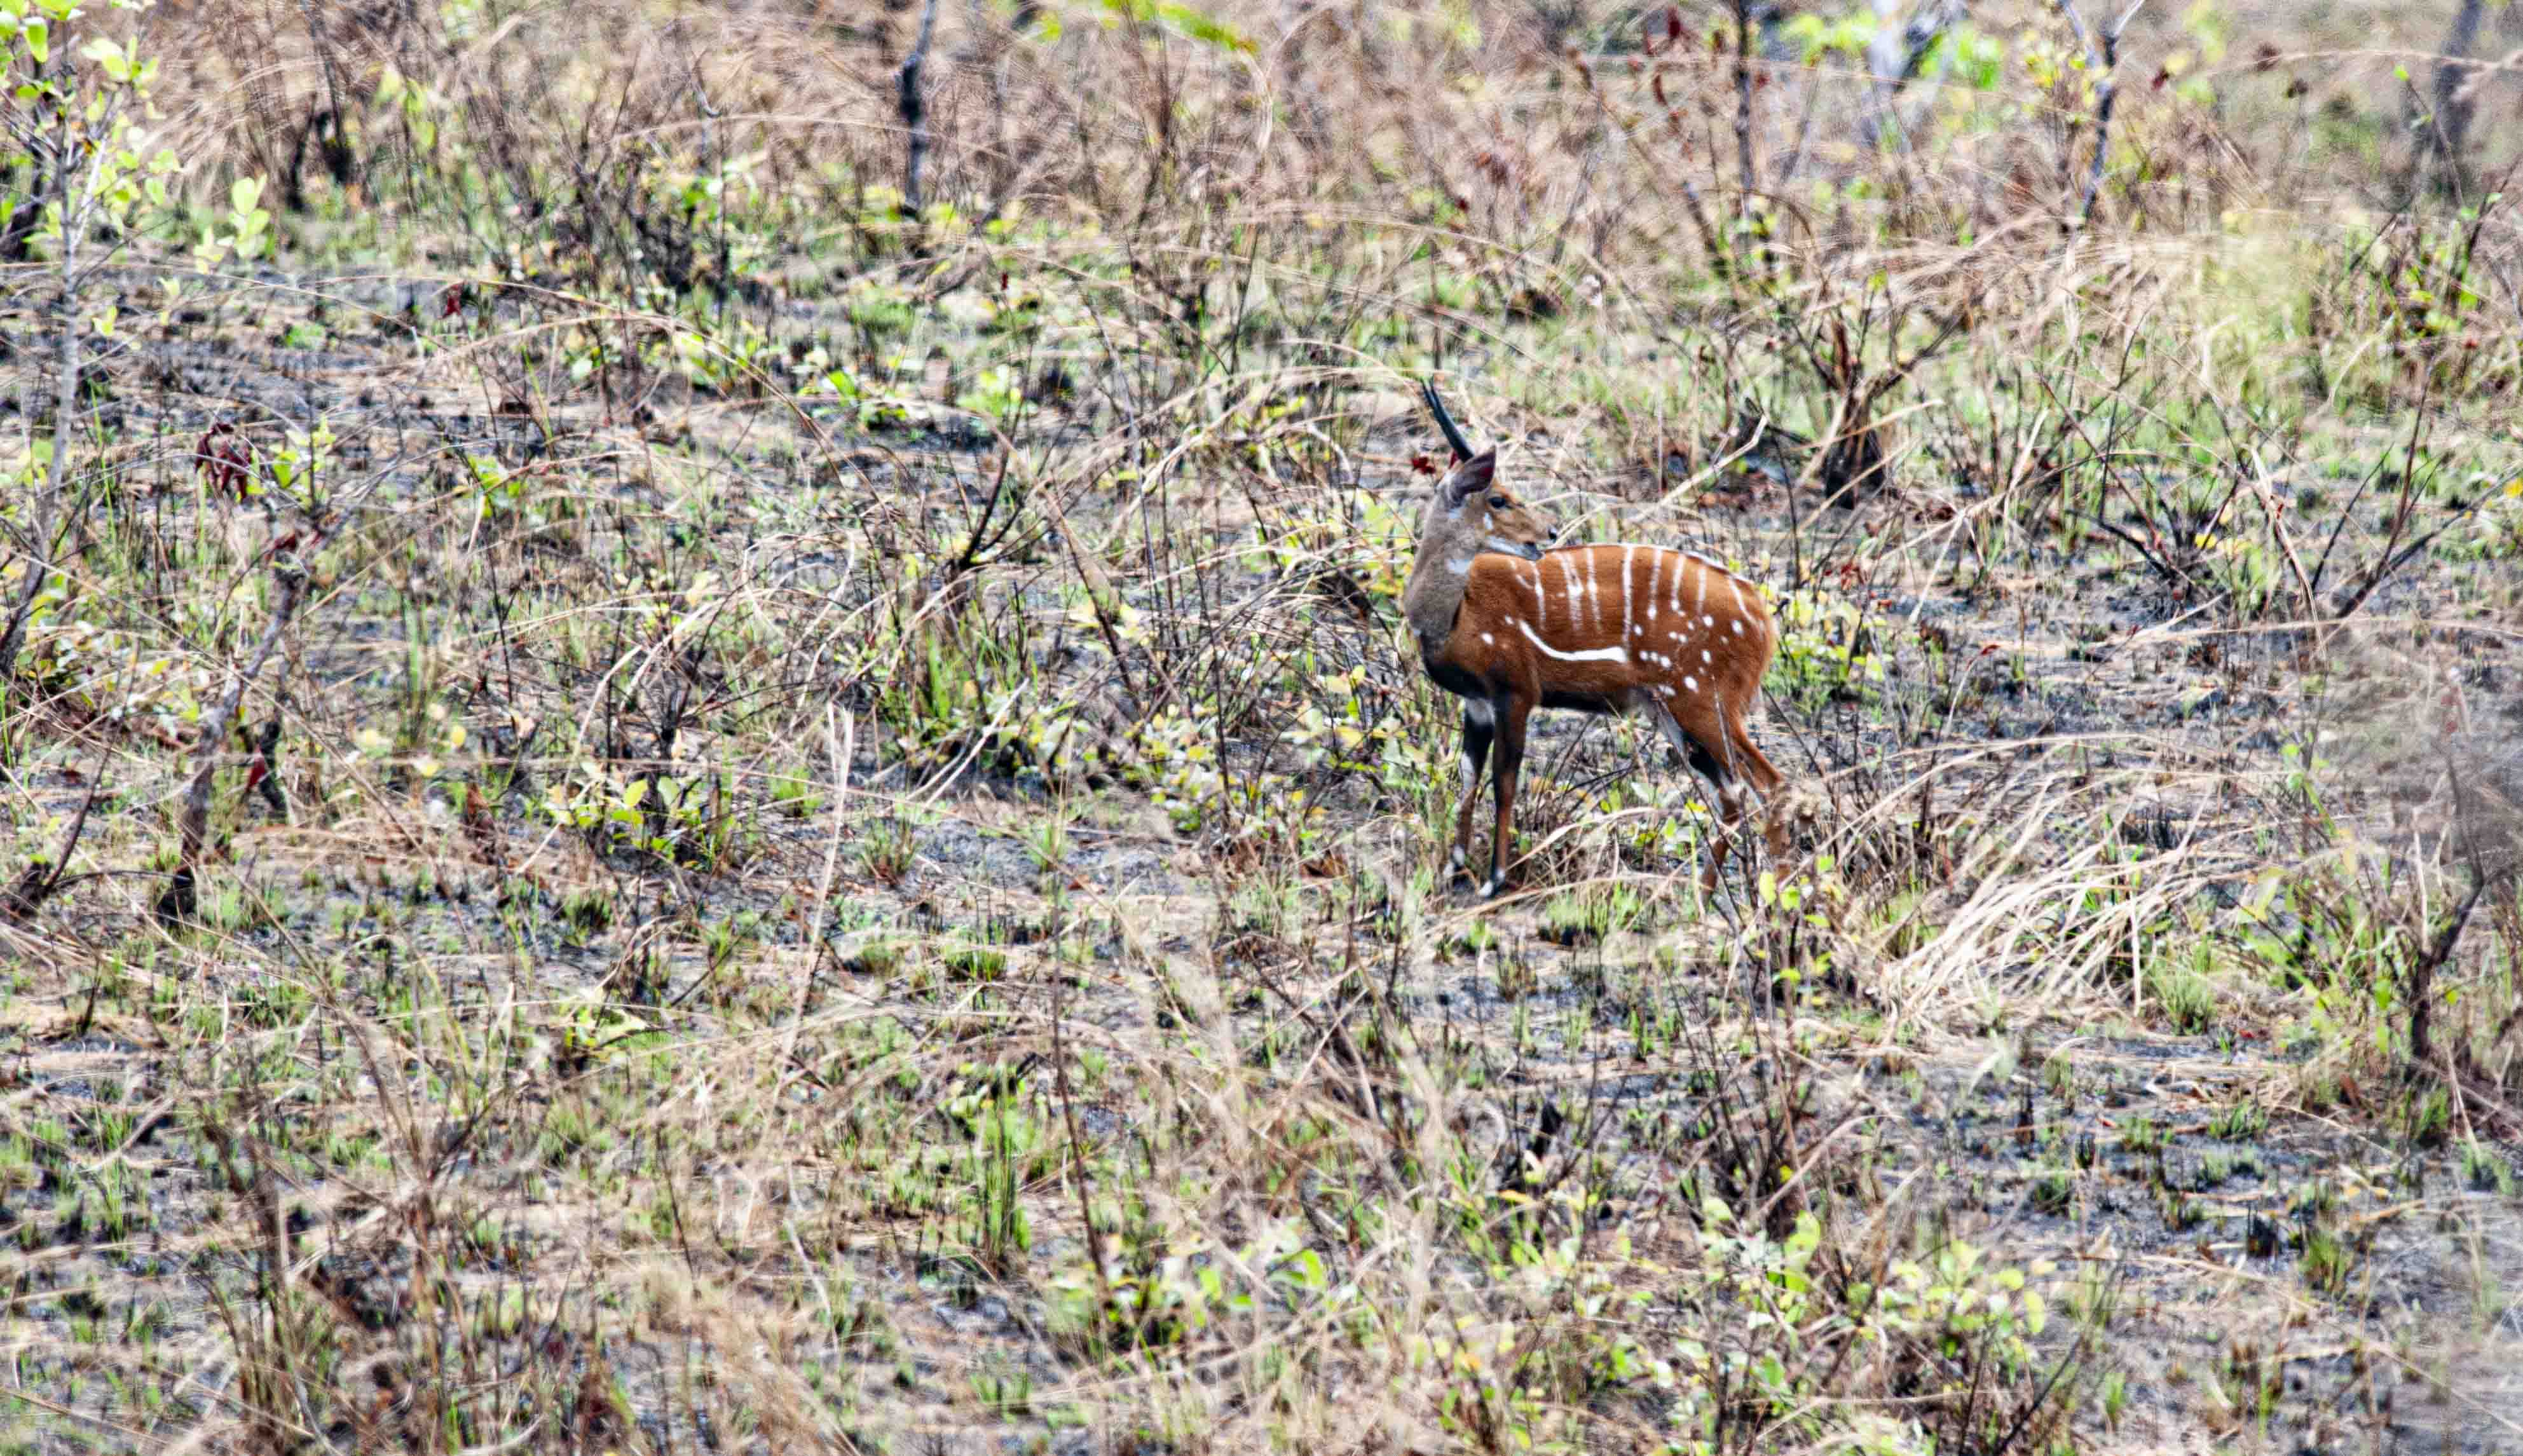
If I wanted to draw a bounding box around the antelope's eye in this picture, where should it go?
[1487,494,1508,510]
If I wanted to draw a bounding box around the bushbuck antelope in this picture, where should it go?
[1401,382,1790,897]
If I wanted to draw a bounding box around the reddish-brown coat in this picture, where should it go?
[1440,544,1775,728]
[1402,386,1791,896]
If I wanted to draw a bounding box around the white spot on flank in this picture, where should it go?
[1732,620,1746,636]
[1513,618,1628,664]
[1702,614,1716,626]
[1702,650,1713,663]
[1685,675,1699,691]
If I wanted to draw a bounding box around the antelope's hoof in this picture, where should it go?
[1480,871,1508,900]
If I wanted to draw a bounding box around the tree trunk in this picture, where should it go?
[2423,0,2485,196]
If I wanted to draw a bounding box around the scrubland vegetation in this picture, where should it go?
[3,0,2523,1450]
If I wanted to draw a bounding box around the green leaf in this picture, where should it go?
[1100,0,1249,51]
[80,36,125,81]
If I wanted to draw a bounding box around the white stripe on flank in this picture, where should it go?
[1726,575,1751,622]
[1564,554,1582,627]
[1582,552,1600,631]
[1514,618,1627,664]
[1620,546,1636,640]
[1693,562,1709,615]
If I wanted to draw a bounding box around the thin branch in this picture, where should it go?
[0,123,83,690]
[1730,0,1758,269]
[2057,0,2145,231]
[168,554,313,909]
[1859,0,1964,155]
[1,752,104,921]
[899,0,943,222]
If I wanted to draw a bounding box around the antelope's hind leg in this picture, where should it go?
[1449,702,1496,885]
[1733,728,1793,860]
[1650,701,1749,888]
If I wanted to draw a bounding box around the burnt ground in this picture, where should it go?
[1,257,2520,1455]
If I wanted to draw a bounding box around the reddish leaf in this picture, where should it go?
[193,422,256,501]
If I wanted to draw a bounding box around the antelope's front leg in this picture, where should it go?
[1484,697,1529,899]
[1449,703,1496,884]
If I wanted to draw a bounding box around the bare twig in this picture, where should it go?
[0,135,81,690]
[2407,866,2506,1070]
[899,0,942,222]
[1050,974,1119,1346]
[2419,0,2485,197]
[2245,458,2320,636]
[163,552,315,920]
[1858,0,1964,154]
[1730,0,1758,268]
[2056,0,2145,231]
[0,752,104,920]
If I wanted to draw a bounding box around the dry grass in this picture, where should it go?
[3,0,2523,1452]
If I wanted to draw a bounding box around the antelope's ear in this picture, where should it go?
[1440,449,1497,507]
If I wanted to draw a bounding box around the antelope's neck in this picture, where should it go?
[1402,527,1478,656]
